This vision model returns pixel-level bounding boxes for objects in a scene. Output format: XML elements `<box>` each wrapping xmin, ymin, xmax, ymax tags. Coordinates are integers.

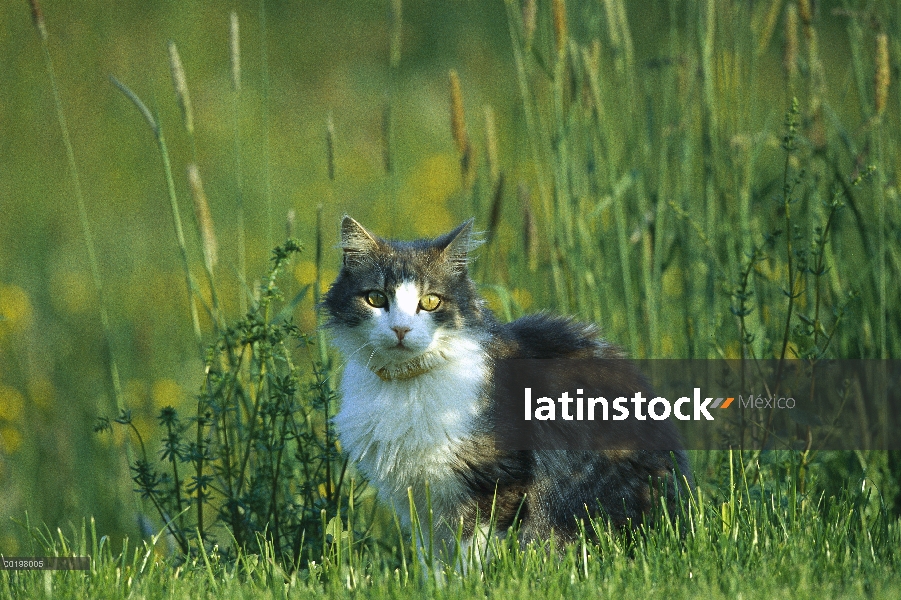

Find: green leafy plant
<box><xmin>96</xmin><ymin>241</ymin><xmax>369</xmax><ymax>568</ymax></box>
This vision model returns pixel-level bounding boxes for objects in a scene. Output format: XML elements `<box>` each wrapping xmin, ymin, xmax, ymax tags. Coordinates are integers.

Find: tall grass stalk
<box><xmin>778</xmin><ymin>98</ymin><xmax>801</xmax><ymax>366</ymax></box>
<box><xmin>483</xmin><ymin>104</ymin><xmax>505</xmax><ymax>244</ymax></box>
<box><xmin>109</xmin><ymin>77</ymin><xmax>205</xmax><ymax>355</ymax></box>
<box><xmin>320</xmin><ymin>118</ymin><xmax>335</xmax><ymax>367</ymax></box>
<box><xmin>381</xmin><ymin>0</ymin><xmax>402</xmax><ymax>233</ymax></box>
<box><xmin>503</xmin><ymin>0</ymin><xmax>566</xmax><ymax>309</ymax></box>
<box><xmin>29</xmin><ymin>1</ymin><xmax>125</xmax><ymax>418</ymax></box>
<box><xmin>449</xmin><ymin>69</ymin><xmax>473</xmax><ymax>189</ymax></box>
<box><xmin>875</xmin><ymin>134</ymin><xmax>886</xmax><ymax>362</ymax></box>
<box><xmin>698</xmin><ymin>0</ymin><xmax>718</xmax><ymax>356</ymax></box>
<box><xmin>187</xmin><ymin>164</ymin><xmax>224</xmax><ymax>333</ymax></box>
<box><xmin>314</xmin><ymin>203</ymin><xmax>333</xmax><ymax>496</ymax></box>
<box><xmin>168</xmin><ymin>41</ymin><xmax>226</xmax><ymax>332</ymax></box>
<box><xmin>229</xmin><ymin>11</ymin><xmax>249</xmax><ymax>315</ymax></box>
<box><xmin>28</xmin><ymin>1</ymin><xmax>136</xmax><ymax>526</ymax></box>
<box><xmin>259</xmin><ymin>0</ymin><xmax>274</xmax><ymax>250</ymax></box>
<box><xmin>168</xmin><ymin>41</ymin><xmax>225</xmax><ymax>336</ymax></box>
<box><xmin>873</xmin><ymin>34</ymin><xmax>889</xmax><ymax>359</ymax></box>
<box><xmin>784</xmin><ymin>3</ymin><xmax>799</xmax><ymax>96</ymax></box>
<box><xmin>167</xmin><ymin>41</ymin><xmax>196</xmax><ymax>157</ymax></box>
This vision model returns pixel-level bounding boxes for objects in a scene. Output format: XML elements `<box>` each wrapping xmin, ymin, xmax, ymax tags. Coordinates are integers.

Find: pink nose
<box><xmin>392</xmin><ymin>326</ymin><xmax>411</xmax><ymax>342</ymax></box>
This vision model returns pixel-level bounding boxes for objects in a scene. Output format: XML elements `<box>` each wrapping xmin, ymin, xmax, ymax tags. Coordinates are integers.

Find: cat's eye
<box><xmin>365</xmin><ymin>291</ymin><xmax>388</xmax><ymax>308</ymax></box>
<box><xmin>419</xmin><ymin>294</ymin><xmax>441</xmax><ymax>311</ymax></box>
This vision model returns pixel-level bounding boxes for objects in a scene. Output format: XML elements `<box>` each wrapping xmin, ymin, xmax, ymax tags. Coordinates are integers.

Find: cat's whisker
<box><xmin>363</xmin><ymin>348</ymin><xmax>379</xmax><ymax>371</ymax></box>
<box><xmin>322</xmin><ymin>340</ymin><xmax>377</xmax><ymax>386</ymax></box>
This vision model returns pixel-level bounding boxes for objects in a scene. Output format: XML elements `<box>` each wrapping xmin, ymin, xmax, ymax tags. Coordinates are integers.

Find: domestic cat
<box><xmin>321</xmin><ymin>216</ymin><xmax>692</xmax><ymax>561</ymax></box>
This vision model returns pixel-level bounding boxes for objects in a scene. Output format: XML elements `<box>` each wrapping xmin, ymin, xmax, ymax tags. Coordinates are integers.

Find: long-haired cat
<box><xmin>322</xmin><ymin>216</ymin><xmax>692</xmax><ymax>559</ymax></box>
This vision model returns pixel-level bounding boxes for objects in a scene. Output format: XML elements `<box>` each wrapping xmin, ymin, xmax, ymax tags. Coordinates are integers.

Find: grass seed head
<box><xmin>875</xmin><ymin>33</ymin><xmax>889</xmax><ymax>116</ymax></box>
<box><xmin>484</xmin><ymin>105</ymin><xmax>500</xmax><ymax>183</ymax></box>
<box><xmin>229</xmin><ymin>12</ymin><xmax>241</xmax><ymax>92</ymax></box>
<box><xmin>449</xmin><ymin>69</ymin><xmax>473</xmax><ymax>181</ymax></box>
<box><xmin>553</xmin><ymin>0</ymin><xmax>568</xmax><ymax>56</ymax></box>
<box><xmin>187</xmin><ymin>164</ymin><xmax>218</xmax><ymax>271</ymax></box>
<box><xmin>784</xmin><ymin>4</ymin><xmax>798</xmax><ymax>83</ymax></box>
<box><xmin>286</xmin><ymin>208</ymin><xmax>296</xmax><ymax>240</ymax></box>
<box><xmin>522</xmin><ymin>0</ymin><xmax>536</xmax><ymax>46</ymax></box>
<box><xmin>798</xmin><ymin>0</ymin><xmax>812</xmax><ymax>26</ymax></box>
<box><xmin>381</xmin><ymin>102</ymin><xmax>393</xmax><ymax>174</ymax></box>
<box><xmin>168</xmin><ymin>41</ymin><xmax>194</xmax><ymax>135</ymax></box>
<box><xmin>389</xmin><ymin>0</ymin><xmax>403</xmax><ymax>69</ymax></box>
<box><xmin>602</xmin><ymin>0</ymin><xmax>623</xmax><ymax>51</ymax></box>
<box><xmin>326</xmin><ymin>115</ymin><xmax>337</xmax><ymax>181</ymax></box>
<box><xmin>29</xmin><ymin>0</ymin><xmax>47</xmax><ymax>41</ymax></box>
<box><xmin>449</xmin><ymin>69</ymin><xmax>468</xmax><ymax>154</ymax></box>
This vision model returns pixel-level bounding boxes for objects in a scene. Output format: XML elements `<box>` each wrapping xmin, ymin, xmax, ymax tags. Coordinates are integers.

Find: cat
<box><xmin>321</xmin><ymin>216</ymin><xmax>692</xmax><ymax>562</ymax></box>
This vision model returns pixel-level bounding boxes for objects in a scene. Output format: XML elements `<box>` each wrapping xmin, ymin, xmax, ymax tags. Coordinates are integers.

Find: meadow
<box><xmin>0</xmin><ymin>0</ymin><xmax>899</xmax><ymax>597</ymax></box>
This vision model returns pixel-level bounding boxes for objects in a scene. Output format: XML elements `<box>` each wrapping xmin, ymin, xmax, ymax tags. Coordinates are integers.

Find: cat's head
<box><xmin>322</xmin><ymin>216</ymin><xmax>488</xmax><ymax>374</ymax></box>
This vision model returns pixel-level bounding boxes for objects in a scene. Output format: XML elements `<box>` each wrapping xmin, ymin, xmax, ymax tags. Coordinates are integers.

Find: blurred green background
<box><xmin>0</xmin><ymin>0</ymin><xmax>899</xmax><ymax>553</ymax></box>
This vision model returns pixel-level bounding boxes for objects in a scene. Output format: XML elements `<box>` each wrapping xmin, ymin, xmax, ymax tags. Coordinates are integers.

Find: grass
<box><xmin>3</xmin><ymin>457</ymin><xmax>901</xmax><ymax>598</ymax></box>
<box><xmin>1</xmin><ymin>0</ymin><xmax>900</xmax><ymax>597</ymax></box>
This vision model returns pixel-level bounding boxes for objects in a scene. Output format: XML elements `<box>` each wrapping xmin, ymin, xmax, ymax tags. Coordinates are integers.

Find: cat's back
<box><xmin>493</xmin><ymin>312</ymin><xmax>621</xmax><ymax>360</ymax></box>
<box><xmin>486</xmin><ymin>312</ymin><xmax>692</xmax><ymax>538</ymax></box>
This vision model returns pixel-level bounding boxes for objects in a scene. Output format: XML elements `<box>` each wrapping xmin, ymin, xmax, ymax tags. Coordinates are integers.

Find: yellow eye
<box><xmin>365</xmin><ymin>291</ymin><xmax>387</xmax><ymax>308</ymax></box>
<box><xmin>419</xmin><ymin>294</ymin><xmax>441</xmax><ymax>311</ymax></box>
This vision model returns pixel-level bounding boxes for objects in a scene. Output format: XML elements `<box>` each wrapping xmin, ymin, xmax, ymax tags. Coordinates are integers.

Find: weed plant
<box><xmin>94</xmin><ymin>240</ymin><xmax>367</xmax><ymax>568</ymax></box>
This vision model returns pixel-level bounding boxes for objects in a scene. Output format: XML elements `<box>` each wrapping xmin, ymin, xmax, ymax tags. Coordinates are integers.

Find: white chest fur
<box><xmin>333</xmin><ymin>337</ymin><xmax>487</xmax><ymax>527</ymax></box>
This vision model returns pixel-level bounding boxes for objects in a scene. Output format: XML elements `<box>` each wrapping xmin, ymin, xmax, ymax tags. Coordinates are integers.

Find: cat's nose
<box><xmin>392</xmin><ymin>326</ymin><xmax>411</xmax><ymax>342</ymax></box>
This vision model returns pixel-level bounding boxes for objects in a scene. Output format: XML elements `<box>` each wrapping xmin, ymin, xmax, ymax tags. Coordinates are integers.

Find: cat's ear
<box><xmin>438</xmin><ymin>218</ymin><xmax>481</xmax><ymax>271</ymax></box>
<box><xmin>340</xmin><ymin>216</ymin><xmax>379</xmax><ymax>265</ymax></box>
